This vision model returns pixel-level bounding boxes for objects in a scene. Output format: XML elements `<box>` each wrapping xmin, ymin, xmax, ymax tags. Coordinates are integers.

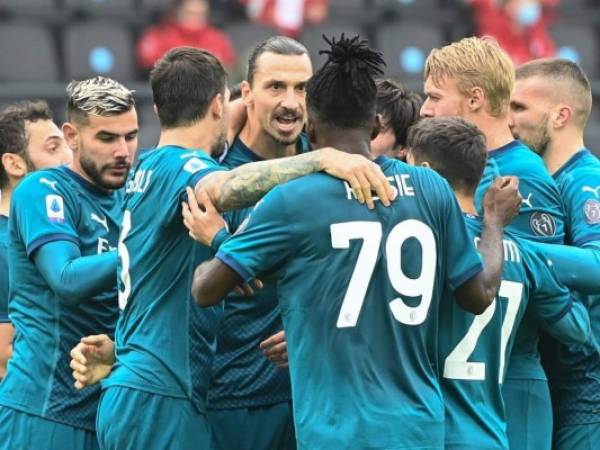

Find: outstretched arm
<box><xmin>531</xmin><ymin>241</ymin><xmax>600</xmax><ymax>295</ymax></box>
<box><xmin>197</xmin><ymin>148</ymin><xmax>394</xmax><ymax>212</ymax></box>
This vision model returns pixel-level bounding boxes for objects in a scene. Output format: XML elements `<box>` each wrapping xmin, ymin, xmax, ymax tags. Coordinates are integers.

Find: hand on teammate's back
<box><xmin>182</xmin><ymin>187</ymin><xmax>227</xmax><ymax>247</ymax></box>
<box><xmin>482</xmin><ymin>176</ymin><xmax>521</xmax><ymax>227</ymax></box>
<box><xmin>69</xmin><ymin>334</ymin><xmax>115</xmax><ymax>390</ymax></box>
<box><xmin>319</xmin><ymin>148</ymin><xmax>396</xmax><ymax>209</ymax></box>
<box><xmin>260</xmin><ymin>331</ymin><xmax>288</xmax><ymax>369</ymax></box>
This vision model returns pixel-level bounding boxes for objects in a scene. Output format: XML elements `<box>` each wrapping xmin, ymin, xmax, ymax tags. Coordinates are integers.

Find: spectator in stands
<box><xmin>467</xmin><ymin>0</ymin><xmax>558</xmax><ymax>65</ymax></box>
<box><xmin>242</xmin><ymin>0</ymin><xmax>328</xmax><ymax>37</ymax></box>
<box><xmin>137</xmin><ymin>0</ymin><xmax>236</xmax><ymax>70</ymax></box>
<box><xmin>371</xmin><ymin>79</ymin><xmax>423</xmax><ymax>161</ymax></box>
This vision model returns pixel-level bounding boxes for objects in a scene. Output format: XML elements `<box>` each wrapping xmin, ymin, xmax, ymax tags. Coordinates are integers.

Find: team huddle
<box><xmin>0</xmin><ymin>32</ymin><xmax>598</xmax><ymax>450</ymax></box>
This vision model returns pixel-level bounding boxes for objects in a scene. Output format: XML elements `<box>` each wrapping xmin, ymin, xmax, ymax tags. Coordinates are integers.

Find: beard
<box><xmin>523</xmin><ymin>117</ymin><xmax>551</xmax><ymax>156</ymax></box>
<box><xmin>80</xmin><ymin>152</ymin><xmax>130</xmax><ymax>190</ymax></box>
<box><xmin>210</xmin><ymin>129</ymin><xmax>227</xmax><ymax>158</ymax></box>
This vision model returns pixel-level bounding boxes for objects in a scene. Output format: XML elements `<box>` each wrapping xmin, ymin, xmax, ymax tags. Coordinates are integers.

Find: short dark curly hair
<box><xmin>407</xmin><ymin>117</ymin><xmax>487</xmax><ymax>195</ymax></box>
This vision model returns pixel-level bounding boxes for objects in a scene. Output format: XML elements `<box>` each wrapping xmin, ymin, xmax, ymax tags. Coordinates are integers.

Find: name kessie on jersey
<box><xmin>343</xmin><ymin>174</ymin><xmax>415</xmax><ymax>201</ymax></box>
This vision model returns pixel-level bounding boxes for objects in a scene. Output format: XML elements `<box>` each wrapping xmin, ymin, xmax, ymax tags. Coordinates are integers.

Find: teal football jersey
<box><xmin>476</xmin><ymin>140</ymin><xmax>567</xmax><ymax>381</ymax></box>
<box><xmin>0</xmin><ymin>215</ymin><xmax>8</xmax><ymax>324</ymax></box>
<box><xmin>217</xmin><ymin>156</ymin><xmax>483</xmax><ymax>449</ymax></box>
<box><xmin>104</xmin><ymin>146</ymin><xmax>224</xmax><ymax>414</ymax></box>
<box><xmin>543</xmin><ymin>148</ymin><xmax>600</xmax><ymax>427</ymax></box>
<box><xmin>209</xmin><ymin>135</ymin><xmax>309</xmax><ymax>409</ymax></box>
<box><xmin>441</xmin><ymin>215</ymin><xmax>590</xmax><ymax>450</ymax></box>
<box><xmin>475</xmin><ymin>140</ymin><xmax>566</xmax><ymax>243</ymax></box>
<box><xmin>0</xmin><ymin>166</ymin><xmax>121</xmax><ymax>430</ymax></box>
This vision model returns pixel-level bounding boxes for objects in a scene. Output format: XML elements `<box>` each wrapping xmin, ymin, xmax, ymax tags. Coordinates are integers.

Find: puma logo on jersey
<box><xmin>90</xmin><ymin>213</ymin><xmax>109</xmax><ymax>232</ymax></box>
<box><xmin>521</xmin><ymin>193</ymin><xmax>533</xmax><ymax>208</ymax></box>
<box><xmin>582</xmin><ymin>185</ymin><xmax>600</xmax><ymax>198</ymax></box>
<box><xmin>40</xmin><ymin>178</ymin><xmax>58</xmax><ymax>191</ymax></box>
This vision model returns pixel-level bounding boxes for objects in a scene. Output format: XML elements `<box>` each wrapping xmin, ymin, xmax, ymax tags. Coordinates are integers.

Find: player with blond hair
<box><xmin>421</xmin><ymin>36</ymin><xmax>567</xmax><ymax>450</ymax></box>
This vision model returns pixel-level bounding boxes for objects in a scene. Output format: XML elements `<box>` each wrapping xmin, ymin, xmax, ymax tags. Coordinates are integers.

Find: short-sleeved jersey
<box><xmin>104</xmin><ymin>146</ymin><xmax>224</xmax><ymax>414</ymax></box>
<box><xmin>0</xmin><ymin>166</ymin><xmax>121</xmax><ymax>430</ymax></box>
<box><xmin>0</xmin><ymin>215</ymin><xmax>9</xmax><ymax>324</ymax></box>
<box><xmin>441</xmin><ymin>215</ymin><xmax>585</xmax><ymax>450</ymax></box>
<box><xmin>476</xmin><ymin>140</ymin><xmax>567</xmax><ymax>381</ymax></box>
<box><xmin>208</xmin><ymin>135</ymin><xmax>309</xmax><ymax>409</ymax></box>
<box><xmin>217</xmin><ymin>156</ymin><xmax>483</xmax><ymax>449</ymax></box>
<box><xmin>543</xmin><ymin>148</ymin><xmax>600</xmax><ymax>427</ymax></box>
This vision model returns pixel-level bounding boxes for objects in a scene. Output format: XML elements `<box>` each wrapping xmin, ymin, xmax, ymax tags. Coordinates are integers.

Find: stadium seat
<box><xmin>375</xmin><ymin>22</ymin><xmax>444</xmax><ymax>80</ymax></box>
<box><xmin>0</xmin><ymin>0</ymin><xmax>59</xmax><ymax>18</ymax></box>
<box><xmin>0</xmin><ymin>22</ymin><xmax>60</xmax><ymax>82</ymax></box>
<box><xmin>62</xmin><ymin>22</ymin><xmax>136</xmax><ymax>82</ymax></box>
<box><xmin>301</xmin><ymin>23</ymin><xmax>367</xmax><ymax>70</ymax></box>
<box><xmin>223</xmin><ymin>22</ymin><xmax>278</xmax><ymax>78</ymax></box>
<box><xmin>139</xmin><ymin>0</ymin><xmax>172</xmax><ymax>14</ymax></box>
<box><xmin>373</xmin><ymin>0</ymin><xmax>441</xmax><ymax>16</ymax></box>
<box><xmin>328</xmin><ymin>0</ymin><xmax>367</xmax><ymax>17</ymax></box>
<box><xmin>63</xmin><ymin>0</ymin><xmax>135</xmax><ymax>17</ymax></box>
<box><xmin>551</xmin><ymin>24</ymin><xmax>599</xmax><ymax>79</ymax></box>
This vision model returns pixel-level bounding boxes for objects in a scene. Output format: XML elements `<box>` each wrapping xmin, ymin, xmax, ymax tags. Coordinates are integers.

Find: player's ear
<box><xmin>553</xmin><ymin>105</ymin><xmax>572</xmax><ymax>129</ymax></box>
<box><xmin>62</xmin><ymin>122</ymin><xmax>79</xmax><ymax>152</ymax></box>
<box><xmin>371</xmin><ymin>114</ymin><xmax>383</xmax><ymax>140</ymax></box>
<box><xmin>211</xmin><ymin>93</ymin><xmax>225</xmax><ymax>120</ymax></box>
<box><xmin>2</xmin><ymin>152</ymin><xmax>27</xmax><ymax>180</ymax></box>
<box><xmin>468</xmin><ymin>86</ymin><xmax>484</xmax><ymax>113</ymax></box>
<box><xmin>241</xmin><ymin>81</ymin><xmax>253</xmax><ymax>108</ymax></box>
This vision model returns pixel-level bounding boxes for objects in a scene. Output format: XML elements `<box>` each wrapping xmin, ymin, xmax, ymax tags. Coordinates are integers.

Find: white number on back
<box><xmin>117</xmin><ymin>210</ymin><xmax>132</xmax><ymax>310</ymax></box>
<box><xmin>331</xmin><ymin>220</ymin><xmax>437</xmax><ymax>328</ymax></box>
<box><xmin>443</xmin><ymin>280</ymin><xmax>523</xmax><ymax>382</ymax></box>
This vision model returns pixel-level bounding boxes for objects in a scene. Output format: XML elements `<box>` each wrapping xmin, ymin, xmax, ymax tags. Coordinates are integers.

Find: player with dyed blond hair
<box><xmin>421</xmin><ymin>36</ymin><xmax>567</xmax><ymax>450</ymax></box>
<box><xmin>0</xmin><ymin>77</ymin><xmax>138</xmax><ymax>450</ymax></box>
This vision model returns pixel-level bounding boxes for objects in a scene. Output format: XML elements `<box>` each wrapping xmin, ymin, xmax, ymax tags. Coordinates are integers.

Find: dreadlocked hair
<box><xmin>307</xmin><ymin>34</ymin><xmax>386</xmax><ymax>129</ymax></box>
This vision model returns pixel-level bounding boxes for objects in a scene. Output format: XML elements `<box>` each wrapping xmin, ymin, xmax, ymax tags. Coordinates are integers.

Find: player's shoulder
<box><xmin>139</xmin><ymin>145</ymin><xmax>219</xmax><ymax>174</ymax></box>
<box><xmin>13</xmin><ymin>166</ymin><xmax>72</xmax><ymax>199</ymax></box>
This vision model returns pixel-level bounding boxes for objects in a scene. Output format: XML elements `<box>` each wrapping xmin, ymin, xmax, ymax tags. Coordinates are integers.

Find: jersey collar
<box><xmin>552</xmin><ymin>148</ymin><xmax>590</xmax><ymax>180</ymax></box>
<box><xmin>488</xmin><ymin>139</ymin><xmax>520</xmax><ymax>158</ymax></box>
<box><xmin>59</xmin><ymin>166</ymin><xmax>113</xmax><ymax>197</ymax></box>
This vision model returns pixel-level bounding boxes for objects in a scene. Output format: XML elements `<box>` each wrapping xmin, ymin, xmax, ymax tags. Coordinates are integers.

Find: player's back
<box><xmin>270</xmin><ymin>156</ymin><xmax>483</xmax><ymax>449</ymax></box>
<box><xmin>440</xmin><ymin>216</ymin><xmax>587</xmax><ymax>450</ymax></box>
<box><xmin>107</xmin><ymin>146</ymin><xmax>223</xmax><ymax>413</ymax></box>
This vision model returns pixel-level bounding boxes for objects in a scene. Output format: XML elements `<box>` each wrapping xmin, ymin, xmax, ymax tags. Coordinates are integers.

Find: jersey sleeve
<box><xmin>529</xmin><ymin>241</ymin><xmax>600</xmax><ymax>295</ymax></box>
<box><xmin>523</xmin><ymin>245</ymin><xmax>591</xmax><ymax>344</ymax></box>
<box><xmin>161</xmin><ymin>153</ymin><xmax>224</xmax><ymax>227</ymax></box>
<box><xmin>0</xmin><ymin>245</ymin><xmax>8</xmax><ymax>323</ymax></box>
<box><xmin>216</xmin><ymin>187</ymin><xmax>295</xmax><ymax>282</ymax></box>
<box><xmin>440</xmin><ymin>180</ymin><xmax>483</xmax><ymax>290</ymax></box>
<box><xmin>562</xmin><ymin>169</ymin><xmax>600</xmax><ymax>247</ymax></box>
<box><xmin>11</xmin><ymin>174</ymin><xmax>80</xmax><ymax>257</ymax></box>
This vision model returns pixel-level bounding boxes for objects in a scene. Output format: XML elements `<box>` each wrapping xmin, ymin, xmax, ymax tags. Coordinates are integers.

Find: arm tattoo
<box><xmin>206</xmin><ymin>151</ymin><xmax>323</xmax><ymax>211</ymax></box>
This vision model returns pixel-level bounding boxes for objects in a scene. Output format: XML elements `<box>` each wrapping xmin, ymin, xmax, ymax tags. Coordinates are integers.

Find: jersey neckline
<box><xmin>552</xmin><ymin>148</ymin><xmax>589</xmax><ymax>180</ymax></box>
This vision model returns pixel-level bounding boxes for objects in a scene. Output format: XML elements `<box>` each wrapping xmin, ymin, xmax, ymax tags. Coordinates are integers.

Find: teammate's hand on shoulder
<box><xmin>69</xmin><ymin>334</ymin><xmax>115</xmax><ymax>390</ymax></box>
<box><xmin>182</xmin><ymin>187</ymin><xmax>226</xmax><ymax>246</ymax></box>
<box><xmin>260</xmin><ymin>330</ymin><xmax>288</xmax><ymax>369</ymax></box>
<box><xmin>483</xmin><ymin>176</ymin><xmax>521</xmax><ymax>227</ymax></box>
<box><xmin>318</xmin><ymin>147</ymin><xmax>396</xmax><ymax>209</ymax></box>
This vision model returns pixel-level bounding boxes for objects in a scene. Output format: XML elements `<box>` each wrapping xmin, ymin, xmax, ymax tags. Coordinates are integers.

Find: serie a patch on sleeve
<box><xmin>45</xmin><ymin>194</ymin><xmax>65</xmax><ymax>223</ymax></box>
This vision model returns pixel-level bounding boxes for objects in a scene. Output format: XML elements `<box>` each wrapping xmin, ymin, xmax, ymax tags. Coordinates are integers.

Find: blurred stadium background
<box><xmin>0</xmin><ymin>0</ymin><xmax>598</xmax><ymax>153</ymax></box>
